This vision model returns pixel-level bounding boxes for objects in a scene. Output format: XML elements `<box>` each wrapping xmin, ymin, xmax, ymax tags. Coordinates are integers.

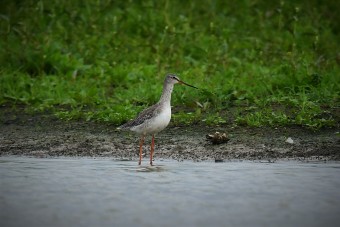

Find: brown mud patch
<box><xmin>1</xmin><ymin>107</ymin><xmax>339</xmax><ymax>162</ymax></box>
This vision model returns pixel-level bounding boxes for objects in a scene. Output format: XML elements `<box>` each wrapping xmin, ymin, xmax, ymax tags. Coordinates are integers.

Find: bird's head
<box><xmin>165</xmin><ymin>74</ymin><xmax>198</xmax><ymax>89</ymax></box>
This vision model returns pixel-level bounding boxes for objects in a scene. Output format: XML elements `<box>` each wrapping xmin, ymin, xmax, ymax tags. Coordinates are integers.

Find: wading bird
<box><xmin>118</xmin><ymin>74</ymin><xmax>197</xmax><ymax>165</ymax></box>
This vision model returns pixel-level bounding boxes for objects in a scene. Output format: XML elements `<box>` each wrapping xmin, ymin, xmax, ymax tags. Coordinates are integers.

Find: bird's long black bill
<box><xmin>179</xmin><ymin>80</ymin><xmax>198</xmax><ymax>89</ymax></box>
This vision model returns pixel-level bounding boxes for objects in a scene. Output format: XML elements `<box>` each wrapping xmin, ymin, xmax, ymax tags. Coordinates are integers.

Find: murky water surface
<box><xmin>1</xmin><ymin>157</ymin><xmax>339</xmax><ymax>227</ymax></box>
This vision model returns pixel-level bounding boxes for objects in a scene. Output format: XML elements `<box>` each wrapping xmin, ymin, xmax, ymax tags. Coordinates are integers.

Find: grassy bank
<box><xmin>0</xmin><ymin>0</ymin><xmax>339</xmax><ymax>129</ymax></box>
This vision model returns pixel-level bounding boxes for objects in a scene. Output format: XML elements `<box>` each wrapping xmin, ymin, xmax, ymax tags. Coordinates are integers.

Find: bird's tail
<box><xmin>116</xmin><ymin>122</ymin><xmax>130</xmax><ymax>131</ymax></box>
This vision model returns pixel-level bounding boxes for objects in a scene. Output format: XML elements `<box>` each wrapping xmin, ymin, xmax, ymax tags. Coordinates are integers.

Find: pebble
<box><xmin>285</xmin><ymin>137</ymin><xmax>294</xmax><ymax>144</ymax></box>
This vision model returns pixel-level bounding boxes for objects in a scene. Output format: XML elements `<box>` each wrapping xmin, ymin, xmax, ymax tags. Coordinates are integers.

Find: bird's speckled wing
<box><xmin>118</xmin><ymin>103</ymin><xmax>161</xmax><ymax>129</ymax></box>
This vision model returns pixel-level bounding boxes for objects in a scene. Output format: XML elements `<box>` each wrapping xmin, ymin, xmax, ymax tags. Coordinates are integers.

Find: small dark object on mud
<box><xmin>206</xmin><ymin>132</ymin><xmax>230</xmax><ymax>145</ymax></box>
<box><xmin>215</xmin><ymin>159</ymin><xmax>225</xmax><ymax>163</ymax></box>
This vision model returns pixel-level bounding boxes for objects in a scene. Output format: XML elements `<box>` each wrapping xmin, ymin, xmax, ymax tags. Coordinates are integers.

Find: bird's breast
<box><xmin>149</xmin><ymin>106</ymin><xmax>171</xmax><ymax>133</ymax></box>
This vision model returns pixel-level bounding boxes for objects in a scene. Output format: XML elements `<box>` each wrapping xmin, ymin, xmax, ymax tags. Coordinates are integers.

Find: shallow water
<box><xmin>0</xmin><ymin>157</ymin><xmax>339</xmax><ymax>227</ymax></box>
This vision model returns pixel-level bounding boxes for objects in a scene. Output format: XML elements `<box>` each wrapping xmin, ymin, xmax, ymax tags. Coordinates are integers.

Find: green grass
<box><xmin>0</xmin><ymin>0</ymin><xmax>339</xmax><ymax>129</ymax></box>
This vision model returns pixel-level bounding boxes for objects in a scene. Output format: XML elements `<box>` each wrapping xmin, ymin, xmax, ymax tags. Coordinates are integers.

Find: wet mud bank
<box><xmin>1</xmin><ymin>110</ymin><xmax>339</xmax><ymax>161</ymax></box>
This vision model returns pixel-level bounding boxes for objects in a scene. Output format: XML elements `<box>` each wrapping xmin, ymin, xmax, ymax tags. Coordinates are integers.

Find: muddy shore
<box><xmin>1</xmin><ymin>108</ymin><xmax>339</xmax><ymax>162</ymax></box>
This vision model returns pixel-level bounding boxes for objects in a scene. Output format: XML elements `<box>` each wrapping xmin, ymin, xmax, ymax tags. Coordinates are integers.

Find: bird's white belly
<box><xmin>132</xmin><ymin>107</ymin><xmax>171</xmax><ymax>134</ymax></box>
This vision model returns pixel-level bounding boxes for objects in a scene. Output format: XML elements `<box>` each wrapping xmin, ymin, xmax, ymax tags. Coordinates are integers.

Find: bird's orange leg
<box><xmin>138</xmin><ymin>135</ymin><xmax>145</xmax><ymax>165</ymax></box>
<box><xmin>150</xmin><ymin>134</ymin><xmax>155</xmax><ymax>166</ymax></box>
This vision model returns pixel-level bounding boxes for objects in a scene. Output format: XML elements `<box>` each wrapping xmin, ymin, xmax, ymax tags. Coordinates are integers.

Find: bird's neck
<box><xmin>158</xmin><ymin>82</ymin><xmax>174</xmax><ymax>106</ymax></box>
